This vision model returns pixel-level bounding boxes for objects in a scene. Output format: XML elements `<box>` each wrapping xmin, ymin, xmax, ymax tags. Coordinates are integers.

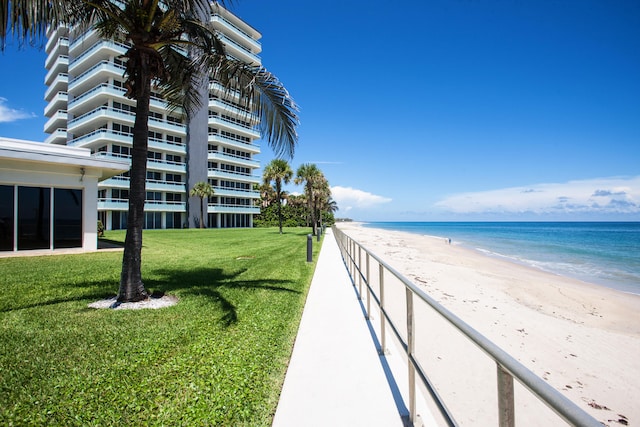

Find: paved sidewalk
<box><xmin>272</xmin><ymin>228</ymin><xmax>407</xmax><ymax>427</ymax></box>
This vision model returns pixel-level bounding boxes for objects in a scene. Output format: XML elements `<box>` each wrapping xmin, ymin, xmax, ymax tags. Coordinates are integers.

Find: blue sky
<box><xmin>1</xmin><ymin>0</ymin><xmax>639</xmax><ymax>221</ymax></box>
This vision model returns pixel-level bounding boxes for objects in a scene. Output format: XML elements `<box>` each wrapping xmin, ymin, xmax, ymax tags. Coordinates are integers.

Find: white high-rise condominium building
<box><xmin>43</xmin><ymin>5</ymin><xmax>262</xmax><ymax>230</ymax></box>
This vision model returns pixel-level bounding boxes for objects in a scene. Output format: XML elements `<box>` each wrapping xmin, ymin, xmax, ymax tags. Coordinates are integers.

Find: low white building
<box><xmin>0</xmin><ymin>137</ymin><xmax>129</xmax><ymax>254</ymax></box>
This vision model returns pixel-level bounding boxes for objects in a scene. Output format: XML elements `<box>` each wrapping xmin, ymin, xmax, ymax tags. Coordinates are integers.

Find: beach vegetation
<box><xmin>189</xmin><ymin>181</ymin><xmax>215</xmax><ymax>229</ymax></box>
<box><xmin>262</xmin><ymin>159</ymin><xmax>293</xmax><ymax>234</ymax></box>
<box><xmin>0</xmin><ymin>227</ymin><xmax>318</xmax><ymax>425</ymax></box>
<box><xmin>256</xmin><ymin>165</ymin><xmax>336</xmax><ymax>230</ymax></box>
<box><xmin>1</xmin><ymin>0</ymin><xmax>299</xmax><ymax>303</ymax></box>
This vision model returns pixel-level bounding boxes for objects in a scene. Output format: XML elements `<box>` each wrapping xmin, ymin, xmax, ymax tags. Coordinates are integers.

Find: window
<box><xmin>147</xmin><ymin>171</ymin><xmax>161</xmax><ymax>181</ymax></box>
<box><xmin>112</xmin><ymin>189</ymin><xmax>129</xmax><ymax>200</ymax></box>
<box><xmin>112</xmin><ymin>145</ymin><xmax>130</xmax><ymax>156</ymax></box>
<box><xmin>166</xmin><ymin>174</ymin><xmax>182</xmax><ymax>183</ymax></box>
<box><xmin>0</xmin><ymin>185</ymin><xmax>14</xmax><ymax>251</ymax></box>
<box><xmin>147</xmin><ymin>151</ymin><xmax>161</xmax><ymax>160</ymax></box>
<box><xmin>145</xmin><ymin>212</ymin><xmax>162</xmax><ymax>229</ymax></box>
<box><xmin>166</xmin><ymin>154</ymin><xmax>182</xmax><ymax>163</ymax></box>
<box><xmin>54</xmin><ymin>188</ymin><xmax>82</xmax><ymax>249</ymax></box>
<box><xmin>146</xmin><ymin>192</ymin><xmax>162</xmax><ymax>201</ymax></box>
<box><xmin>18</xmin><ymin>186</ymin><xmax>51</xmax><ymax>250</ymax></box>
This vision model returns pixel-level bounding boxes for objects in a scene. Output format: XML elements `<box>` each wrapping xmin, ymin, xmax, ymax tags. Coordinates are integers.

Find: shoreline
<box><xmin>335</xmin><ymin>221</ymin><xmax>640</xmax><ymax>425</ymax></box>
<box><xmin>358</xmin><ymin>221</ymin><xmax>640</xmax><ymax>296</ymax></box>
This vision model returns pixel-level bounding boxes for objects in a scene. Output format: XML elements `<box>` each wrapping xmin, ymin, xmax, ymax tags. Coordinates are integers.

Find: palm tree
<box><xmin>2</xmin><ymin>0</ymin><xmax>299</xmax><ymax>302</ymax></box>
<box><xmin>294</xmin><ymin>163</ymin><xmax>322</xmax><ymax>236</ymax></box>
<box><xmin>190</xmin><ymin>181</ymin><xmax>214</xmax><ymax>229</ymax></box>
<box><xmin>263</xmin><ymin>159</ymin><xmax>292</xmax><ymax>234</ymax></box>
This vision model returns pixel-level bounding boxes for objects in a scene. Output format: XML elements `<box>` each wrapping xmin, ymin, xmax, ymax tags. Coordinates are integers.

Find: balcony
<box><xmin>69</xmin><ymin>28</ymin><xmax>102</xmax><ymax>57</ymax></box>
<box><xmin>69</xmin><ymin>129</ymin><xmax>131</xmax><ymax>149</ymax></box>
<box><xmin>43</xmin><ymin>110</ymin><xmax>68</xmax><ymax>134</ymax></box>
<box><xmin>208</xmin><ymin>150</ymin><xmax>259</xmax><ymax>169</ymax></box>
<box><xmin>208</xmin><ymin>168</ymin><xmax>260</xmax><ymax>184</ymax></box>
<box><xmin>147</xmin><ymin>158</ymin><xmax>186</xmax><ymax>173</ymax></box>
<box><xmin>68</xmin><ymin>83</ymin><xmax>126</xmax><ymax>114</ymax></box>
<box><xmin>213</xmin><ymin>187</ymin><xmax>260</xmax><ymax>199</ymax></box>
<box><xmin>45</xmin><ymin>73</ymin><xmax>68</xmax><ymax>101</ymax></box>
<box><xmin>45</xmin><ymin>37</ymin><xmax>69</xmax><ymax>68</ymax></box>
<box><xmin>144</xmin><ymin>200</ymin><xmax>186</xmax><ymax>212</ymax></box>
<box><xmin>44</xmin><ymin>92</ymin><xmax>68</xmax><ymax>117</ymax></box>
<box><xmin>97</xmin><ymin>198</ymin><xmax>128</xmax><ymax>211</ymax></box>
<box><xmin>208</xmin><ymin>115</ymin><xmax>260</xmax><ymax>139</ymax></box>
<box><xmin>208</xmin><ymin>98</ymin><xmax>258</xmax><ymax>124</ymax></box>
<box><xmin>148</xmin><ymin>137</ymin><xmax>186</xmax><ymax>155</ymax></box>
<box><xmin>69</xmin><ymin>39</ymin><xmax>128</xmax><ymax>77</ymax></box>
<box><xmin>68</xmin><ymin>60</ymin><xmax>126</xmax><ymax>95</ymax></box>
<box><xmin>208</xmin><ymin>133</ymin><xmax>260</xmax><ymax>154</ymax></box>
<box><xmin>217</xmin><ymin>33</ymin><xmax>260</xmax><ymax>66</ymax></box>
<box><xmin>210</xmin><ymin>15</ymin><xmax>261</xmax><ymax>54</ymax></box>
<box><xmin>46</xmin><ymin>26</ymin><xmax>69</xmax><ymax>54</ymax></box>
<box><xmin>98</xmin><ymin>175</ymin><xmax>131</xmax><ymax>190</ymax></box>
<box><xmin>146</xmin><ymin>179</ymin><xmax>186</xmax><ymax>193</ymax></box>
<box><xmin>98</xmin><ymin>197</ymin><xmax>186</xmax><ymax>212</ymax></box>
<box><xmin>44</xmin><ymin>55</ymin><xmax>69</xmax><ymax>85</ymax></box>
<box><xmin>44</xmin><ymin>128</ymin><xmax>67</xmax><ymax>145</ymax></box>
<box><xmin>207</xmin><ymin>204</ymin><xmax>260</xmax><ymax>215</ymax></box>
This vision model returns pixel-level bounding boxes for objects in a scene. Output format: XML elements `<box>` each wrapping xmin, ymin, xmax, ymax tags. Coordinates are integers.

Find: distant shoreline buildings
<box><xmin>43</xmin><ymin>5</ymin><xmax>263</xmax><ymax>230</ymax></box>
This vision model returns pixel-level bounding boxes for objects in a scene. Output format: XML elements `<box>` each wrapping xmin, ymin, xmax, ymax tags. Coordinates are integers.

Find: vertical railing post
<box><xmin>497</xmin><ymin>364</ymin><xmax>515</xmax><ymax>427</ymax></box>
<box><xmin>406</xmin><ymin>288</ymin><xmax>416</xmax><ymax>426</ymax></box>
<box><xmin>358</xmin><ymin>246</ymin><xmax>363</xmax><ymax>299</ymax></box>
<box><xmin>366</xmin><ymin>252</ymin><xmax>371</xmax><ymax>320</ymax></box>
<box><xmin>379</xmin><ymin>264</ymin><xmax>386</xmax><ymax>355</ymax></box>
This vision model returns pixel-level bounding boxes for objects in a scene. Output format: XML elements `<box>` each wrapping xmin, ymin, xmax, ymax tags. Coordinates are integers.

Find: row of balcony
<box><xmin>98</xmin><ymin>169</ymin><xmax>260</xmax><ymax>198</ymax></box>
<box><xmin>97</xmin><ymin>199</ymin><xmax>260</xmax><ymax>214</ymax></box>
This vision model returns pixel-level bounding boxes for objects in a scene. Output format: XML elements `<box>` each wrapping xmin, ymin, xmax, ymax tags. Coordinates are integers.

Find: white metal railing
<box><xmin>332</xmin><ymin>226</ymin><xmax>601</xmax><ymax>427</ymax></box>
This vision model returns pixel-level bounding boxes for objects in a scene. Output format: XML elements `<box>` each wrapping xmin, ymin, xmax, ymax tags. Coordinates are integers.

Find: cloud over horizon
<box><xmin>331</xmin><ymin>186</ymin><xmax>392</xmax><ymax>212</ymax></box>
<box><xmin>0</xmin><ymin>98</ymin><xmax>36</xmax><ymax>123</ymax></box>
<box><xmin>435</xmin><ymin>176</ymin><xmax>640</xmax><ymax>216</ymax></box>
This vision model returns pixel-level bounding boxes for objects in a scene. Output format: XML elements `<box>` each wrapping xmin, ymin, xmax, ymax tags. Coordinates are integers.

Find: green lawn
<box><xmin>0</xmin><ymin>228</ymin><xmax>321</xmax><ymax>426</ymax></box>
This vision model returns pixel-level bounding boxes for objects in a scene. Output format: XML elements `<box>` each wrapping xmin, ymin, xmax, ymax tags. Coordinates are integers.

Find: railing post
<box><xmin>497</xmin><ymin>364</ymin><xmax>515</xmax><ymax>427</ymax></box>
<box><xmin>366</xmin><ymin>252</ymin><xmax>371</xmax><ymax>320</ymax></box>
<box><xmin>379</xmin><ymin>264</ymin><xmax>386</xmax><ymax>355</ymax></box>
<box><xmin>358</xmin><ymin>246</ymin><xmax>363</xmax><ymax>299</ymax></box>
<box><xmin>406</xmin><ymin>288</ymin><xmax>416</xmax><ymax>426</ymax></box>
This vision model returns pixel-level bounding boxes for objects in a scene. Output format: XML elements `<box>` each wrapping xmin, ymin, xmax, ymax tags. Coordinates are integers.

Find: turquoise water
<box><xmin>363</xmin><ymin>222</ymin><xmax>640</xmax><ymax>295</ymax></box>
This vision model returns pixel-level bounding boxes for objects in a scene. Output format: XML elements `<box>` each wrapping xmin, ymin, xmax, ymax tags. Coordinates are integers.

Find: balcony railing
<box><xmin>332</xmin><ymin>226</ymin><xmax>601</xmax><ymax>427</ymax></box>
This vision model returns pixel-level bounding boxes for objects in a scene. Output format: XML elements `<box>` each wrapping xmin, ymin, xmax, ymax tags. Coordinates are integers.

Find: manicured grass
<box><xmin>0</xmin><ymin>228</ymin><xmax>321</xmax><ymax>426</ymax></box>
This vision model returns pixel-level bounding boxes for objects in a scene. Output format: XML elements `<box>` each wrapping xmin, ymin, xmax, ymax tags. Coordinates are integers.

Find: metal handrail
<box><xmin>332</xmin><ymin>226</ymin><xmax>601</xmax><ymax>427</ymax></box>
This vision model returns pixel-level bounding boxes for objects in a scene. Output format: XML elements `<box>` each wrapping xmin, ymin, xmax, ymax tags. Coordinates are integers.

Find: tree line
<box><xmin>256</xmin><ymin>160</ymin><xmax>337</xmax><ymax>235</ymax></box>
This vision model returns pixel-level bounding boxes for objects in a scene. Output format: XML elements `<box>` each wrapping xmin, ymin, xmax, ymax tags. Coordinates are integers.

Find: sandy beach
<box><xmin>335</xmin><ymin>222</ymin><xmax>640</xmax><ymax>426</ymax></box>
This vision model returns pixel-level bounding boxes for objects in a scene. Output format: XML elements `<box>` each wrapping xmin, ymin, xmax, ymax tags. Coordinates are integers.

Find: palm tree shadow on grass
<box><xmin>146</xmin><ymin>267</ymin><xmax>301</xmax><ymax>327</ymax></box>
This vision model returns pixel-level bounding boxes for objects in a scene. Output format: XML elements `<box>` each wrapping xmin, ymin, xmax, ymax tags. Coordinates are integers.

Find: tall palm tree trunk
<box><xmin>200</xmin><ymin>197</ymin><xmax>205</xmax><ymax>228</ymax></box>
<box><xmin>118</xmin><ymin>56</ymin><xmax>151</xmax><ymax>302</ymax></box>
<box><xmin>276</xmin><ymin>180</ymin><xmax>283</xmax><ymax>234</ymax></box>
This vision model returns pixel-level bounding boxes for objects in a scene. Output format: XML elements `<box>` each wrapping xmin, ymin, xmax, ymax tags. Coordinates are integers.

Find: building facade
<box><xmin>43</xmin><ymin>5</ymin><xmax>262</xmax><ymax>231</ymax></box>
<box><xmin>0</xmin><ymin>137</ymin><xmax>129</xmax><ymax>254</ymax></box>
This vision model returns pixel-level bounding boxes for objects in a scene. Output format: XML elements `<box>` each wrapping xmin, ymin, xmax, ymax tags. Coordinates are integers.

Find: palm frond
<box><xmin>209</xmin><ymin>58</ymin><xmax>299</xmax><ymax>158</ymax></box>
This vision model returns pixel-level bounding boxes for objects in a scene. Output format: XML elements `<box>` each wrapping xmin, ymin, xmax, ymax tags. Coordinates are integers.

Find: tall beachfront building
<box><xmin>43</xmin><ymin>5</ymin><xmax>262</xmax><ymax>230</ymax></box>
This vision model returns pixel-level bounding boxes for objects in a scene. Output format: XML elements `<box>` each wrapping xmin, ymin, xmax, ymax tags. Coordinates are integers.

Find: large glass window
<box><xmin>18</xmin><ymin>186</ymin><xmax>51</xmax><ymax>250</ymax></box>
<box><xmin>0</xmin><ymin>185</ymin><xmax>14</xmax><ymax>251</ymax></box>
<box><xmin>54</xmin><ymin>188</ymin><xmax>83</xmax><ymax>249</ymax></box>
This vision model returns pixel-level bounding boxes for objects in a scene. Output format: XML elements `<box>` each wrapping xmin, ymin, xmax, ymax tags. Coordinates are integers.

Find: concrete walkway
<box><xmin>272</xmin><ymin>228</ymin><xmax>409</xmax><ymax>427</ymax></box>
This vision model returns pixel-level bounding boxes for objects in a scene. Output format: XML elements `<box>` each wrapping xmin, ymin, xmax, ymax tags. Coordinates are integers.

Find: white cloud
<box><xmin>0</xmin><ymin>97</ymin><xmax>36</xmax><ymax>123</ymax></box>
<box><xmin>435</xmin><ymin>176</ymin><xmax>640</xmax><ymax>216</ymax></box>
<box><xmin>331</xmin><ymin>186</ymin><xmax>392</xmax><ymax>212</ymax></box>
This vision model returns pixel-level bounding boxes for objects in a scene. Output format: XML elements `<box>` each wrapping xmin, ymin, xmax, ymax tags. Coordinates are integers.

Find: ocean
<box><xmin>362</xmin><ymin>222</ymin><xmax>640</xmax><ymax>295</ymax></box>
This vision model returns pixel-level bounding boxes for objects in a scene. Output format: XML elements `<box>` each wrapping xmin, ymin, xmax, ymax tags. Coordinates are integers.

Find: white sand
<box><xmin>336</xmin><ymin>222</ymin><xmax>640</xmax><ymax>426</ymax></box>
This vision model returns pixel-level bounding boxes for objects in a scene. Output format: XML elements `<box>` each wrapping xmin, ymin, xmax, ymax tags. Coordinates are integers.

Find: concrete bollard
<box><xmin>307</xmin><ymin>234</ymin><xmax>312</xmax><ymax>262</ymax></box>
